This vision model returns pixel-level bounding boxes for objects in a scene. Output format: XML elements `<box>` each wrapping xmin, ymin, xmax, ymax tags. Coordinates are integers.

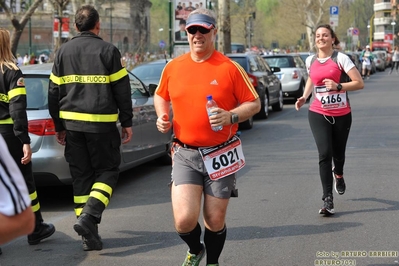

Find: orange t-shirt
<box><xmin>156</xmin><ymin>51</ymin><xmax>259</xmax><ymax>147</ymax></box>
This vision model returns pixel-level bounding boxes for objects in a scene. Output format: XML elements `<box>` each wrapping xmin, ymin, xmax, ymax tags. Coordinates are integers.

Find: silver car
<box><xmin>20</xmin><ymin>63</ymin><xmax>173</xmax><ymax>186</ymax></box>
<box><xmin>262</xmin><ymin>54</ymin><xmax>309</xmax><ymax>101</ymax></box>
<box><xmin>131</xmin><ymin>59</ymin><xmax>170</xmax><ymax>86</ymax></box>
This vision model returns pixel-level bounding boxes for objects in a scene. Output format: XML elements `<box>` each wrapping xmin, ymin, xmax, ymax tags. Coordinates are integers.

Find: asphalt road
<box><xmin>1</xmin><ymin>69</ymin><xmax>399</xmax><ymax>266</ymax></box>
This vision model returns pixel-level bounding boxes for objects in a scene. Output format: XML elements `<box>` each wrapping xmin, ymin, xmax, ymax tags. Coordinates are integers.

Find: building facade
<box><xmin>371</xmin><ymin>0</ymin><xmax>397</xmax><ymax>49</ymax></box>
<box><xmin>0</xmin><ymin>0</ymin><xmax>152</xmax><ymax>57</ymax></box>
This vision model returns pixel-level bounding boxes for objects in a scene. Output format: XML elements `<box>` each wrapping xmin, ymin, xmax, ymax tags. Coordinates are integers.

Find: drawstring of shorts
<box><xmin>323</xmin><ymin>115</ymin><xmax>335</xmax><ymax>125</ymax></box>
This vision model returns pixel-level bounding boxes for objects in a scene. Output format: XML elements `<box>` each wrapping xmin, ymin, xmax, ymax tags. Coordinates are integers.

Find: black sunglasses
<box><xmin>186</xmin><ymin>26</ymin><xmax>213</xmax><ymax>35</ymax></box>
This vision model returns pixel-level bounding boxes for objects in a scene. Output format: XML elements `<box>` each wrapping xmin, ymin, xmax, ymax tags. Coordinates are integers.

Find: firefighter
<box><xmin>48</xmin><ymin>5</ymin><xmax>133</xmax><ymax>251</ymax></box>
<box><xmin>0</xmin><ymin>28</ymin><xmax>55</xmax><ymax>251</ymax></box>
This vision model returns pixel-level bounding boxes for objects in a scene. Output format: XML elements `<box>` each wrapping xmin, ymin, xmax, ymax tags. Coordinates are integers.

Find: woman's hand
<box><xmin>295</xmin><ymin>96</ymin><xmax>306</xmax><ymax>110</ymax></box>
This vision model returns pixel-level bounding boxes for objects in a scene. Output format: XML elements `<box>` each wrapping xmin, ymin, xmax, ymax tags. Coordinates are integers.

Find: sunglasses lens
<box><xmin>187</xmin><ymin>26</ymin><xmax>211</xmax><ymax>35</ymax></box>
<box><xmin>199</xmin><ymin>27</ymin><xmax>211</xmax><ymax>34</ymax></box>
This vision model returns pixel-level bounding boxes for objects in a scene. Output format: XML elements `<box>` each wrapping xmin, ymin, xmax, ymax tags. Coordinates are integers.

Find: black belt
<box><xmin>173</xmin><ymin>138</ymin><xmax>201</xmax><ymax>149</ymax></box>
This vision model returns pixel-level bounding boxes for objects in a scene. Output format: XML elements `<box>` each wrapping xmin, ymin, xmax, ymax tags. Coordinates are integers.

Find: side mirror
<box><xmin>148</xmin><ymin>84</ymin><xmax>158</xmax><ymax>95</ymax></box>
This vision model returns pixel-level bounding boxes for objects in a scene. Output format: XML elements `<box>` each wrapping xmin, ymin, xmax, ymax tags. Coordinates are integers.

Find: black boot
<box><xmin>27</xmin><ymin>222</ymin><xmax>56</xmax><ymax>245</ymax></box>
<box><xmin>74</xmin><ymin>213</ymin><xmax>102</xmax><ymax>251</ymax></box>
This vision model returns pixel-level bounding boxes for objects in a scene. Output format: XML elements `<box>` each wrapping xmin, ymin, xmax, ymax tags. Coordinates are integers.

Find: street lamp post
<box><xmin>367</xmin><ymin>23</ymin><xmax>370</xmax><ymax>43</ymax></box>
<box><xmin>368</xmin><ymin>13</ymin><xmax>375</xmax><ymax>48</ymax></box>
<box><xmin>392</xmin><ymin>21</ymin><xmax>396</xmax><ymax>47</ymax></box>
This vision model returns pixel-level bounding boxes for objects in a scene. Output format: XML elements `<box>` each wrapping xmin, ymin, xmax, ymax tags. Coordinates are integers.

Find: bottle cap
<box><xmin>206</xmin><ymin>95</ymin><xmax>212</xmax><ymax>100</ymax></box>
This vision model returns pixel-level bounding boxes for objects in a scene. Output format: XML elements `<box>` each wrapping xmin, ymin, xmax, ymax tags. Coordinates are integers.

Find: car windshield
<box><xmin>131</xmin><ymin>63</ymin><xmax>165</xmax><ymax>82</ymax></box>
<box><xmin>228</xmin><ymin>57</ymin><xmax>247</xmax><ymax>71</ymax></box>
<box><xmin>25</xmin><ymin>77</ymin><xmax>49</xmax><ymax>110</ymax></box>
<box><xmin>264</xmin><ymin>57</ymin><xmax>292</xmax><ymax>68</ymax></box>
<box><xmin>299</xmin><ymin>54</ymin><xmax>311</xmax><ymax>62</ymax></box>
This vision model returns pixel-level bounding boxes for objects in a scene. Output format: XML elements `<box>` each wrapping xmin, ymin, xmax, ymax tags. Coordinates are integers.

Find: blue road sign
<box><xmin>159</xmin><ymin>40</ymin><xmax>166</xmax><ymax>49</ymax></box>
<box><xmin>330</xmin><ymin>6</ymin><xmax>339</xmax><ymax>15</ymax></box>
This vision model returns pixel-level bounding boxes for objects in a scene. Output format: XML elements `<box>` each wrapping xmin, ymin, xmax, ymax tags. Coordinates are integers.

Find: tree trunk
<box><xmin>0</xmin><ymin>0</ymin><xmax>44</xmax><ymax>55</ymax></box>
<box><xmin>217</xmin><ymin>0</ymin><xmax>231</xmax><ymax>54</ymax></box>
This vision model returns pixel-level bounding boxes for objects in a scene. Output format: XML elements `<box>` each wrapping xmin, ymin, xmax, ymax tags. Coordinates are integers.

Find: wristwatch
<box><xmin>231</xmin><ymin>113</ymin><xmax>239</xmax><ymax>124</ymax></box>
<box><xmin>337</xmin><ymin>83</ymin><xmax>343</xmax><ymax>91</ymax></box>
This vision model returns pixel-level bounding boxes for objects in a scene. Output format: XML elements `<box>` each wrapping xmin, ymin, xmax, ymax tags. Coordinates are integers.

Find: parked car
<box><xmin>373</xmin><ymin>50</ymin><xmax>388</xmax><ymax>71</ymax></box>
<box><xmin>345</xmin><ymin>52</ymin><xmax>362</xmax><ymax>74</ymax></box>
<box><xmin>262</xmin><ymin>54</ymin><xmax>308</xmax><ymax>101</ymax></box>
<box><xmin>20</xmin><ymin>63</ymin><xmax>173</xmax><ymax>186</ymax></box>
<box><xmin>131</xmin><ymin>58</ymin><xmax>170</xmax><ymax>86</ymax></box>
<box><xmin>290</xmin><ymin>52</ymin><xmax>314</xmax><ymax>63</ymax></box>
<box><xmin>372</xmin><ymin>52</ymin><xmax>386</xmax><ymax>71</ymax></box>
<box><xmin>231</xmin><ymin>43</ymin><xmax>246</xmax><ymax>53</ymax></box>
<box><xmin>226</xmin><ymin>53</ymin><xmax>283</xmax><ymax>129</ymax></box>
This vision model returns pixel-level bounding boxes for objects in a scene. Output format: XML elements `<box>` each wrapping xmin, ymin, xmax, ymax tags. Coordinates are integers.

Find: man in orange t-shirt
<box><xmin>154</xmin><ymin>8</ymin><xmax>260</xmax><ymax>266</ymax></box>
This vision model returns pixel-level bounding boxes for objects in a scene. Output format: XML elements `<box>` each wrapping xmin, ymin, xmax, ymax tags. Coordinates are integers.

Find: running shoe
<box><xmin>182</xmin><ymin>243</ymin><xmax>205</xmax><ymax>266</ymax></box>
<box><xmin>334</xmin><ymin>172</ymin><xmax>346</xmax><ymax>195</ymax></box>
<box><xmin>319</xmin><ymin>196</ymin><xmax>335</xmax><ymax>215</ymax></box>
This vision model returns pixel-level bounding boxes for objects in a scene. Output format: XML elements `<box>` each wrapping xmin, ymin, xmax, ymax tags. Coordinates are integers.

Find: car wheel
<box><xmin>255</xmin><ymin>90</ymin><xmax>269</xmax><ymax>119</ymax></box>
<box><xmin>272</xmin><ymin>88</ymin><xmax>283</xmax><ymax>111</ymax></box>
<box><xmin>239</xmin><ymin>116</ymin><xmax>253</xmax><ymax>130</ymax></box>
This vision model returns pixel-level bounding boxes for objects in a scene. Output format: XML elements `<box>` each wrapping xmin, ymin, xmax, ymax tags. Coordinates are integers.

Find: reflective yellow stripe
<box><xmin>29</xmin><ymin>191</ymin><xmax>38</xmax><ymax>201</ymax></box>
<box><xmin>92</xmin><ymin>182</ymin><xmax>113</xmax><ymax>197</ymax></box>
<box><xmin>50</xmin><ymin>69</ymin><xmax>127</xmax><ymax>85</ymax></box>
<box><xmin>110</xmin><ymin>68</ymin><xmax>128</xmax><ymax>82</ymax></box>
<box><xmin>50</xmin><ymin>73</ymin><xmax>61</xmax><ymax>85</ymax></box>
<box><xmin>0</xmin><ymin>93</ymin><xmax>9</xmax><ymax>103</ymax></box>
<box><xmin>31</xmin><ymin>202</ymin><xmax>40</xmax><ymax>212</ymax></box>
<box><xmin>90</xmin><ymin>191</ymin><xmax>109</xmax><ymax>207</ymax></box>
<box><xmin>54</xmin><ymin>74</ymin><xmax>110</xmax><ymax>85</ymax></box>
<box><xmin>74</xmin><ymin>195</ymin><xmax>90</xmax><ymax>204</ymax></box>
<box><xmin>0</xmin><ymin>117</ymin><xmax>13</xmax><ymax>124</ymax></box>
<box><xmin>59</xmin><ymin>111</ymin><xmax>118</xmax><ymax>122</ymax></box>
<box><xmin>8</xmin><ymin>87</ymin><xmax>26</xmax><ymax>99</ymax></box>
<box><xmin>75</xmin><ymin>208</ymin><xmax>83</xmax><ymax>216</ymax></box>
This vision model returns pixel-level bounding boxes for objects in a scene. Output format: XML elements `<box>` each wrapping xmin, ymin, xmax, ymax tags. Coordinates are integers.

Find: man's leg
<box><xmin>203</xmin><ymin>195</ymin><xmax>229</xmax><ymax>265</ymax></box>
<box><xmin>172</xmin><ymin>183</ymin><xmax>204</xmax><ymax>255</ymax></box>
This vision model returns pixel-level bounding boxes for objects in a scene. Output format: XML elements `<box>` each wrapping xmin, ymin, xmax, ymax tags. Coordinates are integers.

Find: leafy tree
<box><xmin>0</xmin><ymin>0</ymin><xmax>44</xmax><ymax>55</ymax></box>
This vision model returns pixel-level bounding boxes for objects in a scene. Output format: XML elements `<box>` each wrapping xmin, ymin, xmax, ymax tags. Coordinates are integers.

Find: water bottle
<box><xmin>206</xmin><ymin>95</ymin><xmax>223</xmax><ymax>131</ymax></box>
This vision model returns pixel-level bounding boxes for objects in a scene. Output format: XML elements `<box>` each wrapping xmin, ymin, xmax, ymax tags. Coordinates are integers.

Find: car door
<box><xmin>257</xmin><ymin>56</ymin><xmax>279</xmax><ymax>103</ymax></box>
<box><xmin>293</xmin><ymin>55</ymin><xmax>308</xmax><ymax>81</ymax></box>
<box><xmin>121</xmin><ymin>72</ymin><xmax>171</xmax><ymax>164</ymax></box>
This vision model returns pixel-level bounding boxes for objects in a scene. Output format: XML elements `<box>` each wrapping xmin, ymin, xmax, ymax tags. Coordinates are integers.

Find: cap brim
<box><xmin>185</xmin><ymin>14</ymin><xmax>216</xmax><ymax>30</ymax></box>
<box><xmin>185</xmin><ymin>22</ymin><xmax>213</xmax><ymax>29</ymax></box>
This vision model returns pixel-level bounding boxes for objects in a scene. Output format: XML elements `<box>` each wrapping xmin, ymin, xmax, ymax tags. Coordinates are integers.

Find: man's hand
<box><xmin>56</xmin><ymin>131</ymin><xmax>67</xmax><ymax>146</ymax></box>
<box><xmin>156</xmin><ymin>114</ymin><xmax>171</xmax><ymax>133</ymax></box>
<box><xmin>121</xmin><ymin>127</ymin><xmax>133</xmax><ymax>144</ymax></box>
<box><xmin>21</xmin><ymin>144</ymin><xmax>32</xmax><ymax>165</ymax></box>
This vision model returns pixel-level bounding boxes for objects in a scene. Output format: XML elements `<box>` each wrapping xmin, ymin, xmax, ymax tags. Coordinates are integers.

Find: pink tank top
<box><xmin>309</xmin><ymin>58</ymin><xmax>351</xmax><ymax>116</ymax></box>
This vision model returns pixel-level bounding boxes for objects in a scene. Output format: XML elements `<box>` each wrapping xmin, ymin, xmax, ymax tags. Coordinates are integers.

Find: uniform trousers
<box><xmin>65</xmin><ymin>129</ymin><xmax>121</xmax><ymax>223</ymax></box>
<box><xmin>0</xmin><ymin>130</ymin><xmax>43</xmax><ymax>225</ymax></box>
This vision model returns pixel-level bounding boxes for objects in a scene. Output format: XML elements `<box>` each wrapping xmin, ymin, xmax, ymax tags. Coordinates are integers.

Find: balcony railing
<box><xmin>374</xmin><ymin>17</ymin><xmax>393</xmax><ymax>26</ymax></box>
<box><xmin>374</xmin><ymin>2</ymin><xmax>392</xmax><ymax>12</ymax></box>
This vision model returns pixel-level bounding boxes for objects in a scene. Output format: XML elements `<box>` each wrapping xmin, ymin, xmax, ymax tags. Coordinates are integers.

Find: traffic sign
<box><xmin>330</xmin><ymin>16</ymin><xmax>339</xmax><ymax>27</ymax></box>
<box><xmin>352</xmin><ymin>28</ymin><xmax>359</xmax><ymax>35</ymax></box>
<box><xmin>330</xmin><ymin>6</ymin><xmax>339</xmax><ymax>15</ymax></box>
<box><xmin>159</xmin><ymin>40</ymin><xmax>166</xmax><ymax>49</ymax></box>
